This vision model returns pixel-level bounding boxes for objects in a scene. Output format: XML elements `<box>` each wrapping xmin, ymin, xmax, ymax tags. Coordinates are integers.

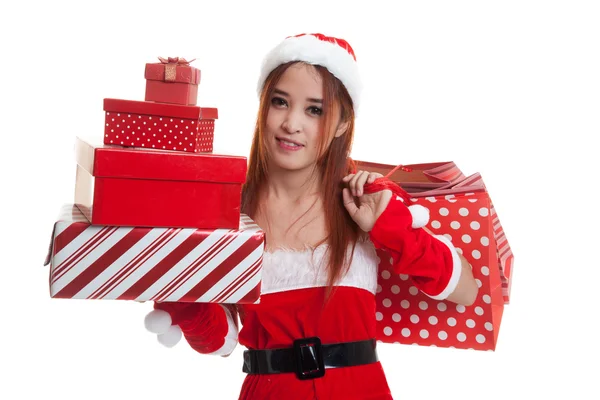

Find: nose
<box><xmin>281</xmin><ymin>109</ymin><xmax>302</xmax><ymax>134</ymax></box>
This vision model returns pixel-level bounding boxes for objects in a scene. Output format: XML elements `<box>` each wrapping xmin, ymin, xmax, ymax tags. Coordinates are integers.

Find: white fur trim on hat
<box><xmin>257</xmin><ymin>34</ymin><xmax>362</xmax><ymax>111</ymax></box>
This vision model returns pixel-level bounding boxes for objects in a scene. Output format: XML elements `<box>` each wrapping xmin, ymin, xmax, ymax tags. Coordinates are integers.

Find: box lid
<box><xmin>75</xmin><ymin>137</ymin><xmax>246</xmax><ymax>183</ymax></box>
<box><xmin>144</xmin><ymin>61</ymin><xmax>201</xmax><ymax>84</ymax></box>
<box><xmin>104</xmin><ymin>98</ymin><xmax>218</xmax><ymax>120</ymax></box>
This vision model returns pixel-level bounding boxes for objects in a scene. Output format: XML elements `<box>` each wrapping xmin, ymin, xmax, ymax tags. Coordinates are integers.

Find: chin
<box><xmin>273</xmin><ymin>158</ymin><xmax>311</xmax><ymax>172</ymax></box>
<box><xmin>270</xmin><ymin>153</ymin><xmax>314</xmax><ymax>173</ymax></box>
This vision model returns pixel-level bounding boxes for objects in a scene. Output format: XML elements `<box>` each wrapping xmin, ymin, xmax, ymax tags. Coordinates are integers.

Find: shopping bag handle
<box><xmin>384</xmin><ymin>164</ymin><xmax>413</xmax><ymax>178</ymax></box>
<box><xmin>351</xmin><ymin>161</ymin><xmax>413</xmax><ymax>176</ymax></box>
<box><xmin>361</xmin><ymin>164</ymin><xmax>414</xmax><ymax>203</ymax></box>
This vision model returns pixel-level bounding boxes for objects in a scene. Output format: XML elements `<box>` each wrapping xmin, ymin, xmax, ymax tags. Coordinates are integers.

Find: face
<box><xmin>264</xmin><ymin>63</ymin><xmax>345</xmax><ymax>173</ymax></box>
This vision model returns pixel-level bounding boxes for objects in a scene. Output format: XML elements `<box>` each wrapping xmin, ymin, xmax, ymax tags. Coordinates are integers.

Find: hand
<box><xmin>144</xmin><ymin>302</ymin><xmax>207</xmax><ymax>348</ymax></box>
<box><xmin>153</xmin><ymin>301</ymin><xmax>206</xmax><ymax>326</ymax></box>
<box><xmin>342</xmin><ymin>170</ymin><xmax>393</xmax><ymax>232</ymax></box>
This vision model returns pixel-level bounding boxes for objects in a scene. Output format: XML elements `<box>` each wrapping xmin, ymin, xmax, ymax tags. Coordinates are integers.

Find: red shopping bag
<box><xmin>355</xmin><ymin>160</ymin><xmax>514</xmax><ymax>351</ymax></box>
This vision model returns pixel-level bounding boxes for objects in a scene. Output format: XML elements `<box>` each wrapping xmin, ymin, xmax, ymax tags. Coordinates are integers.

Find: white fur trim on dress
<box><xmin>205</xmin><ymin>305</ymin><xmax>239</xmax><ymax>357</ymax></box>
<box><xmin>257</xmin><ymin>35</ymin><xmax>363</xmax><ymax>111</ymax></box>
<box><xmin>426</xmin><ymin>235</ymin><xmax>463</xmax><ymax>300</ymax></box>
<box><xmin>260</xmin><ymin>240</ymin><xmax>378</xmax><ymax>295</ymax></box>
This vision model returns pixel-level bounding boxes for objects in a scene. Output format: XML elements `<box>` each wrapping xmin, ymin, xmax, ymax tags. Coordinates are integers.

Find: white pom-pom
<box><xmin>144</xmin><ymin>309</ymin><xmax>172</xmax><ymax>334</ymax></box>
<box><xmin>157</xmin><ymin>325</ymin><xmax>182</xmax><ymax>348</ymax></box>
<box><xmin>408</xmin><ymin>204</ymin><xmax>430</xmax><ymax>228</ymax></box>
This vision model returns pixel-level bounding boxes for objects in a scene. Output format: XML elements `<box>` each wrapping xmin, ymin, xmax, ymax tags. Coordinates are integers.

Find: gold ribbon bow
<box><xmin>158</xmin><ymin>56</ymin><xmax>196</xmax><ymax>82</ymax></box>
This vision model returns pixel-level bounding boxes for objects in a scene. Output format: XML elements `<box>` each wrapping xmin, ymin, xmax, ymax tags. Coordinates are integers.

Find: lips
<box><xmin>275</xmin><ymin>137</ymin><xmax>304</xmax><ymax>147</ymax></box>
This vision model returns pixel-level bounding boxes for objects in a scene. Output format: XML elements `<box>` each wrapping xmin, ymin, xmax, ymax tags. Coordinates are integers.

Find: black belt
<box><xmin>242</xmin><ymin>337</ymin><xmax>378</xmax><ymax>380</ymax></box>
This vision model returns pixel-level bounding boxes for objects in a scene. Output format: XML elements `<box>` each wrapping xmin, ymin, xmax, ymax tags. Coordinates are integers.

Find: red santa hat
<box><xmin>257</xmin><ymin>33</ymin><xmax>362</xmax><ymax>112</ymax></box>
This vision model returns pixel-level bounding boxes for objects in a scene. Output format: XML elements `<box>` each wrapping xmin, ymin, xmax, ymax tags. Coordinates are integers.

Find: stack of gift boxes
<box><xmin>45</xmin><ymin>57</ymin><xmax>265</xmax><ymax>305</ymax></box>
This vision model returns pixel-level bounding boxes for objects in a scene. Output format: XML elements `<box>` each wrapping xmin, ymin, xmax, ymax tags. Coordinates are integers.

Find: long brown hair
<box><xmin>241</xmin><ymin>61</ymin><xmax>361</xmax><ymax>298</ymax></box>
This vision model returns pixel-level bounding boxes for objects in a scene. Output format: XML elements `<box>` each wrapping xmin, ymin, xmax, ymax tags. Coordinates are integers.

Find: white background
<box><xmin>2</xmin><ymin>0</ymin><xmax>599</xmax><ymax>399</ymax></box>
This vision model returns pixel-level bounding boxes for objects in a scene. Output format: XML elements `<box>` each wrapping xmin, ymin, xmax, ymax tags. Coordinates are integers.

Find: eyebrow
<box><xmin>273</xmin><ymin>88</ymin><xmax>322</xmax><ymax>104</ymax></box>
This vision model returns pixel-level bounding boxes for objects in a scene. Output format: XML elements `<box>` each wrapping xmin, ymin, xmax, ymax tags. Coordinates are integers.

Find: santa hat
<box><xmin>257</xmin><ymin>33</ymin><xmax>362</xmax><ymax>112</ymax></box>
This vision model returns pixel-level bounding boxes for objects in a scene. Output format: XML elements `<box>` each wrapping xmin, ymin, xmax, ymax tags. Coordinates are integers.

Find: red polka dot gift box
<box><xmin>74</xmin><ymin>136</ymin><xmax>246</xmax><ymax>229</ymax></box>
<box><xmin>103</xmin><ymin>99</ymin><xmax>217</xmax><ymax>153</ymax></box>
<box><xmin>356</xmin><ymin>161</ymin><xmax>514</xmax><ymax>351</ymax></box>
<box><xmin>144</xmin><ymin>56</ymin><xmax>201</xmax><ymax>106</ymax></box>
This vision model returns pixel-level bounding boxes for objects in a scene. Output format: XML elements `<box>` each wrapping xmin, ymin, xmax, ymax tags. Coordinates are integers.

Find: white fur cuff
<box><xmin>426</xmin><ymin>235</ymin><xmax>462</xmax><ymax>300</ymax></box>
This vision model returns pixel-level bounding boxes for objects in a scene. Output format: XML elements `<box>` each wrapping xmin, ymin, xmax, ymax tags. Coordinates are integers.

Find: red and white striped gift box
<box><xmin>44</xmin><ymin>205</ymin><xmax>265</xmax><ymax>304</ymax></box>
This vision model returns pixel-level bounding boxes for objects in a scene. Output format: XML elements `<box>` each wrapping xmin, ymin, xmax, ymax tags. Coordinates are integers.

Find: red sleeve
<box><xmin>368</xmin><ymin>195</ymin><xmax>462</xmax><ymax>300</ymax></box>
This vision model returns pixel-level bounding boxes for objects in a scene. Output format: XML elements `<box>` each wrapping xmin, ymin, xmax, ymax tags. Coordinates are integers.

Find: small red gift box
<box><xmin>144</xmin><ymin>57</ymin><xmax>201</xmax><ymax>106</ymax></box>
<box><xmin>74</xmin><ymin>137</ymin><xmax>247</xmax><ymax>229</ymax></box>
<box><xmin>103</xmin><ymin>99</ymin><xmax>217</xmax><ymax>153</ymax></box>
<box><xmin>44</xmin><ymin>205</ymin><xmax>264</xmax><ymax>304</ymax></box>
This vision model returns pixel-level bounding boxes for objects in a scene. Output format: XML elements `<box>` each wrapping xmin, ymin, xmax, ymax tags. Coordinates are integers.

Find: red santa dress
<box><xmin>150</xmin><ymin>193</ymin><xmax>462</xmax><ymax>400</ymax></box>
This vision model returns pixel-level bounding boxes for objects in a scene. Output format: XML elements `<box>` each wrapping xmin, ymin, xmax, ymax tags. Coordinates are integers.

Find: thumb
<box><xmin>342</xmin><ymin>188</ymin><xmax>359</xmax><ymax>216</ymax></box>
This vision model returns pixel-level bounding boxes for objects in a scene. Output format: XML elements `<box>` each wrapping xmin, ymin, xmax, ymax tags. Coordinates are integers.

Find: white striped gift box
<box><xmin>44</xmin><ymin>205</ymin><xmax>265</xmax><ymax>303</ymax></box>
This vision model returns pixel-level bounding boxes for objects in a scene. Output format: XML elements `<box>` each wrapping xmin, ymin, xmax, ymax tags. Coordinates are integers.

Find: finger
<box><xmin>342</xmin><ymin>174</ymin><xmax>355</xmax><ymax>183</ymax></box>
<box><xmin>157</xmin><ymin>325</ymin><xmax>183</xmax><ymax>348</ymax></box>
<box><xmin>145</xmin><ymin>309</ymin><xmax>172</xmax><ymax>334</ymax></box>
<box><xmin>355</xmin><ymin>171</ymin><xmax>371</xmax><ymax>196</ymax></box>
<box><xmin>342</xmin><ymin>188</ymin><xmax>359</xmax><ymax>215</ymax></box>
<box><xmin>367</xmin><ymin>172</ymin><xmax>383</xmax><ymax>184</ymax></box>
<box><xmin>349</xmin><ymin>170</ymin><xmax>365</xmax><ymax>196</ymax></box>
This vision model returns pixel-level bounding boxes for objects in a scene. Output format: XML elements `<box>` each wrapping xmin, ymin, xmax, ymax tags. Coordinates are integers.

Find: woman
<box><xmin>145</xmin><ymin>33</ymin><xmax>478</xmax><ymax>399</ymax></box>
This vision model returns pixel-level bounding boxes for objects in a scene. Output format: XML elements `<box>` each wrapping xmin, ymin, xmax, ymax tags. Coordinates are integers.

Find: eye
<box><xmin>307</xmin><ymin>106</ymin><xmax>322</xmax><ymax>116</ymax></box>
<box><xmin>271</xmin><ymin>97</ymin><xmax>288</xmax><ymax>108</ymax></box>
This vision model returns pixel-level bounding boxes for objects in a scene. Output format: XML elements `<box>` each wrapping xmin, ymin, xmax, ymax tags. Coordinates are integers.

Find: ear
<box><xmin>334</xmin><ymin>120</ymin><xmax>350</xmax><ymax>138</ymax></box>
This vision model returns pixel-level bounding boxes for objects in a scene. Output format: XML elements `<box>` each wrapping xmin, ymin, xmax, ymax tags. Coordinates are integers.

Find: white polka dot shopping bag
<box><xmin>356</xmin><ymin>161</ymin><xmax>514</xmax><ymax>351</ymax></box>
